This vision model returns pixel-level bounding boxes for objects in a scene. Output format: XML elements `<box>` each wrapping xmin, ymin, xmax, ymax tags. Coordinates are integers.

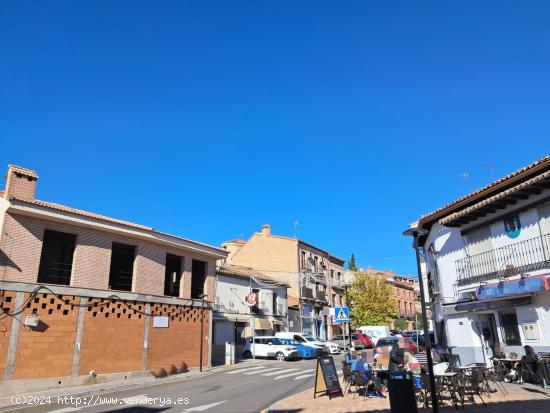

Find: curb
<box><xmin>0</xmin><ymin>362</ymin><xmax>252</xmax><ymax>412</ymax></box>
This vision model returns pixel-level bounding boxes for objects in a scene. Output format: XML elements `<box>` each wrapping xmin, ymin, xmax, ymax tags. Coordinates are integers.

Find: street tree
<box><xmin>348</xmin><ymin>254</ymin><xmax>357</xmax><ymax>271</ymax></box>
<box><xmin>393</xmin><ymin>316</ymin><xmax>408</xmax><ymax>331</ymax></box>
<box><xmin>348</xmin><ymin>270</ymin><xmax>397</xmax><ymax>327</ymax></box>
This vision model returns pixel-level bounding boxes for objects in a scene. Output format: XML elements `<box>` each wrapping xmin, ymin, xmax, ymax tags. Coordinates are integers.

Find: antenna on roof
<box><xmin>458</xmin><ymin>171</ymin><xmax>472</xmax><ymax>192</ymax></box>
<box><xmin>481</xmin><ymin>162</ymin><xmax>495</xmax><ymax>181</ymax></box>
<box><xmin>293</xmin><ymin>221</ymin><xmax>299</xmax><ymax>239</ymax></box>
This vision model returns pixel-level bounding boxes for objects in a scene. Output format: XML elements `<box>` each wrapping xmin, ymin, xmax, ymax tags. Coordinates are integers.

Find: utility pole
<box><xmin>404</xmin><ymin>226</ymin><xmax>438</xmax><ymax>413</ymax></box>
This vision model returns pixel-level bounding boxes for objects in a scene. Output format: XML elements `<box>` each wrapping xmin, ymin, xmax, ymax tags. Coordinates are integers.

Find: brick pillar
<box><xmin>181</xmin><ymin>256</ymin><xmax>192</xmax><ymax>299</ymax></box>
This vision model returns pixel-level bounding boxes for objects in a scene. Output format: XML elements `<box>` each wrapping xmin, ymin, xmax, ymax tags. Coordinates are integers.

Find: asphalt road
<box><xmin>3</xmin><ymin>355</ymin><xmax>344</xmax><ymax>413</ymax></box>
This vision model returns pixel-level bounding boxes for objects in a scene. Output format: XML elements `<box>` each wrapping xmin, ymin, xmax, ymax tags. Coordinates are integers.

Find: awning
<box><xmin>213</xmin><ymin>313</ymin><xmax>250</xmax><ymax>323</ymax></box>
<box><xmin>455</xmin><ymin>295</ymin><xmax>533</xmax><ymax>312</ymax></box>
<box><xmin>476</xmin><ymin>275</ymin><xmax>549</xmax><ymax>300</ymax></box>
<box><xmin>254</xmin><ymin>318</ymin><xmax>272</xmax><ymax>330</ymax></box>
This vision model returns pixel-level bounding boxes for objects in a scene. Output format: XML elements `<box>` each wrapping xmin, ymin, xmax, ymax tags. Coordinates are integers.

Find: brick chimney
<box><xmin>4</xmin><ymin>165</ymin><xmax>38</xmax><ymax>200</ymax></box>
<box><xmin>261</xmin><ymin>224</ymin><xmax>271</xmax><ymax>235</ymax></box>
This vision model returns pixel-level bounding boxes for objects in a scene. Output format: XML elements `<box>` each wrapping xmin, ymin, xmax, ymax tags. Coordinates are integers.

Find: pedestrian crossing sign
<box><xmin>334</xmin><ymin>306</ymin><xmax>349</xmax><ymax>323</ymax></box>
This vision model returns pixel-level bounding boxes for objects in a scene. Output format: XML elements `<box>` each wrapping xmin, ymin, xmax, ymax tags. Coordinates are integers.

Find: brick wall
<box><xmin>14</xmin><ymin>293</ymin><xmax>78</xmax><ymax>379</ymax></box>
<box><xmin>147</xmin><ymin>303</ymin><xmax>209</xmax><ymax>375</ymax></box>
<box><xmin>0</xmin><ymin>288</ymin><xmax>211</xmax><ymax>380</ymax></box>
<box><xmin>78</xmin><ymin>297</ymin><xmax>145</xmax><ymax>375</ymax></box>
<box><xmin>0</xmin><ymin>213</ymin><xmax>217</xmax><ymax>300</ymax></box>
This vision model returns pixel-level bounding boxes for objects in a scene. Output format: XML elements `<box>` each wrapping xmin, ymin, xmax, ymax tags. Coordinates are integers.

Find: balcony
<box><xmin>301</xmin><ymin>287</ymin><xmax>315</xmax><ymax>299</ymax></box>
<box><xmin>455</xmin><ymin>233</ymin><xmax>550</xmax><ymax>286</ymax></box>
<box><xmin>316</xmin><ymin>291</ymin><xmax>328</xmax><ymax>303</ymax></box>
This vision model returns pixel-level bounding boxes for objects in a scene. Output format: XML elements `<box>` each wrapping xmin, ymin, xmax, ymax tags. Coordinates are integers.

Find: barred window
<box><xmin>498</xmin><ymin>309</ymin><xmax>521</xmax><ymax>345</ymax></box>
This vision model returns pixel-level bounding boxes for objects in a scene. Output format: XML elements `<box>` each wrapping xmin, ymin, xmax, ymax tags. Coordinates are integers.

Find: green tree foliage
<box><xmin>348</xmin><ymin>254</ymin><xmax>357</xmax><ymax>271</ymax></box>
<box><xmin>348</xmin><ymin>270</ymin><xmax>397</xmax><ymax>327</ymax></box>
<box><xmin>393</xmin><ymin>316</ymin><xmax>408</xmax><ymax>331</ymax></box>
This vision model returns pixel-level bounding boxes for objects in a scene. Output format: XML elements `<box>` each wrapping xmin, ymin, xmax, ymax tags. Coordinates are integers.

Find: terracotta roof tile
<box><xmin>217</xmin><ymin>263</ymin><xmax>290</xmax><ymax>287</ymax></box>
<box><xmin>8</xmin><ymin>196</ymin><xmax>226</xmax><ymax>253</ymax></box>
<box><xmin>439</xmin><ymin>169</ymin><xmax>550</xmax><ymax>225</ymax></box>
<box><xmin>7</xmin><ymin>164</ymin><xmax>38</xmax><ymax>179</ymax></box>
<box><xmin>420</xmin><ymin>154</ymin><xmax>550</xmax><ymax>223</ymax></box>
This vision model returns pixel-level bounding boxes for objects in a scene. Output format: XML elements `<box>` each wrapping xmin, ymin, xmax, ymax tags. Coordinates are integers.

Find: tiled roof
<box><xmin>217</xmin><ymin>263</ymin><xmax>290</xmax><ymax>287</ymax></box>
<box><xmin>7</xmin><ymin>196</ymin><xmax>226</xmax><ymax>254</ymax></box>
<box><xmin>7</xmin><ymin>164</ymin><xmax>38</xmax><ymax>179</ymax></box>
<box><xmin>439</xmin><ymin>169</ymin><xmax>550</xmax><ymax>225</ymax></box>
<box><xmin>223</xmin><ymin>239</ymin><xmax>246</xmax><ymax>244</ymax></box>
<box><xmin>419</xmin><ymin>154</ymin><xmax>550</xmax><ymax>224</ymax></box>
<box><xmin>12</xmin><ymin>197</ymin><xmax>154</xmax><ymax>230</ymax></box>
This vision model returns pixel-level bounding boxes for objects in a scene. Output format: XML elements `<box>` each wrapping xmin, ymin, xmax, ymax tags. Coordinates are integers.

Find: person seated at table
<box><xmin>416</xmin><ymin>345</ymin><xmax>428</xmax><ymax>365</ymax></box>
<box><xmin>388</xmin><ymin>340</ymin><xmax>405</xmax><ymax>372</ymax></box>
<box><xmin>345</xmin><ymin>350</ymin><xmax>358</xmax><ymax>372</ymax></box>
<box><xmin>356</xmin><ymin>354</ymin><xmax>385</xmax><ymax>399</ymax></box>
<box><xmin>405</xmin><ymin>352</ymin><xmax>422</xmax><ymax>375</ymax></box>
<box><xmin>518</xmin><ymin>345</ymin><xmax>539</xmax><ymax>384</ymax></box>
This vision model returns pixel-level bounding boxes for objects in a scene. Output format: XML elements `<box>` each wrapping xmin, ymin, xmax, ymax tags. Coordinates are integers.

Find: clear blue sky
<box><xmin>1</xmin><ymin>1</ymin><xmax>549</xmax><ymax>274</ymax></box>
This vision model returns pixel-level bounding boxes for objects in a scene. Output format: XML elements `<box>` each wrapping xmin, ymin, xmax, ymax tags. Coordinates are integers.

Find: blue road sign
<box><xmin>334</xmin><ymin>306</ymin><xmax>350</xmax><ymax>323</ymax></box>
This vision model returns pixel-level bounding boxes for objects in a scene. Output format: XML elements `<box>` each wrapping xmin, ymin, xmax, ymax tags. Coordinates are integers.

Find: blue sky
<box><xmin>1</xmin><ymin>1</ymin><xmax>549</xmax><ymax>274</ymax></box>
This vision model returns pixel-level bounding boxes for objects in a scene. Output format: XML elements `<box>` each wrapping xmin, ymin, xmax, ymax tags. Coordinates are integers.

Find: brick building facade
<box><xmin>0</xmin><ymin>164</ymin><xmax>227</xmax><ymax>392</ymax></box>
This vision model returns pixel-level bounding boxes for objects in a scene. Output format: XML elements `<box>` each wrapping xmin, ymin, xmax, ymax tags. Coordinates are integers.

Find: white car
<box><xmin>320</xmin><ymin>339</ymin><xmax>342</xmax><ymax>354</ymax></box>
<box><xmin>275</xmin><ymin>332</ymin><xmax>327</xmax><ymax>355</ymax></box>
<box><xmin>243</xmin><ymin>336</ymin><xmax>300</xmax><ymax>361</ymax></box>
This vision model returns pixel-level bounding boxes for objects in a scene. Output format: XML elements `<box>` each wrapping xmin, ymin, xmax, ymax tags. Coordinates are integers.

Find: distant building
<box><xmin>347</xmin><ymin>268</ymin><xmax>424</xmax><ymax>331</ymax></box>
<box><xmin>409</xmin><ymin>154</ymin><xmax>550</xmax><ymax>365</ymax></box>
<box><xmin>212</xmin><ymin>263</ymin><xmax>288</xmax><ymax>363</ymax></box>
<box><xmin>221</xmin><ymin>224</ymin><xmax>346</xmax><ymax>339</ymax></box>
<box><xmin>0</xmin><ymin>164</ymin><xmax>227</xmax><ymax>388</ymax></box>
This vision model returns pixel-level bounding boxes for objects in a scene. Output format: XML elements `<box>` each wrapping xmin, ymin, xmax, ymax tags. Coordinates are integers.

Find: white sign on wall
<box><xmin>153</xmin><ymin>316</ymin><xmax>169</xmax><ymax>328</ymax></box>
<box><xmin>522</xmin><ymin>323</ymin><xmax>540</xmax><ymax>340</ymax></box>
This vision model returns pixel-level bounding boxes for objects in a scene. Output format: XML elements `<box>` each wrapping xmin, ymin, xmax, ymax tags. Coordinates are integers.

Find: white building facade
<box><xmin>212</xmin><ymin>263</ymin><xmax>288</xmax><ymax>363</ymax></box>
<box><xmin>412</xmin><ymin>155</ymin><xmax>550</xmax><ymax>366</ymax></box>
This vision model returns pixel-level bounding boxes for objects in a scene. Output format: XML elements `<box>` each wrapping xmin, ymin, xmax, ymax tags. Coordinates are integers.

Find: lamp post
<box><xmin>403</xmin><ymin>225</ymin><xmax>438</xmax><ymax>413</ymax></box>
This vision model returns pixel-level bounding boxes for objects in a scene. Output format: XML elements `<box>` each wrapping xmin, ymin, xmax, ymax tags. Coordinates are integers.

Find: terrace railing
<box><xmin>455</xmin><ymin>233</ymin><xmax>550</xmax><ymax>286</ymax></box>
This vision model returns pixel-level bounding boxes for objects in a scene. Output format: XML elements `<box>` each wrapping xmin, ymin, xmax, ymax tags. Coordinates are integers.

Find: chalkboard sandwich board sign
<box><xmin>313</xmin><ymin>356</ymin><xmax>343</xmax><ymax>399</ymax></box>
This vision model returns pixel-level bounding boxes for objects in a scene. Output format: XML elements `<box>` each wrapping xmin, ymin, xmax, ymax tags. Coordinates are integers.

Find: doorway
<box><xmin>478</xmin><ymin>314</ymin><xmax>498</xmax><ymax>357</ymax></box>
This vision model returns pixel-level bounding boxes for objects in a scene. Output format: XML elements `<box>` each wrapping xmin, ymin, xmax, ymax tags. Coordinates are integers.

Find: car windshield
<box><xmin>269</xmin><ymin>338</ymin><xmax>283</xmax><ymax>345</ymax></box>
<box><xmin>304</xmin><ymin>335</ymin><xmax>318</xmax><ymax>342</ymax></box>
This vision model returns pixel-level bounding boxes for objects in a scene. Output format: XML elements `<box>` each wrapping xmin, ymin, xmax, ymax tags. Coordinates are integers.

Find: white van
<box><xmin>357</xmin><ymin>326</ymin><xmax>390</xmax><ymax>345</ymax></box>
<box><xmin>275</xmin><ymin>332</ymin><xmax>338</xmax><ymax>354</ymax></box>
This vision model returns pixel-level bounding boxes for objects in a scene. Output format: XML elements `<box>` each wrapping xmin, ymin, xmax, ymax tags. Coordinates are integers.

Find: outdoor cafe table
<box><xmin>493</xmin><ymin>358</ymin><xmax>521</xmax><ymax>380</ymax></box>
<box><xmin>434</xmin><ymin>371</ymin><xmax>458</xmax><ymax>408</ymax></box>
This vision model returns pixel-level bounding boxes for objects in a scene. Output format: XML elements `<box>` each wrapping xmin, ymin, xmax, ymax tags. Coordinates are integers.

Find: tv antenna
<box><xmin>481</xmin><ymin>162</ymin><xmax>495</xmax><ymax>181</ymax></box>
<box><xmin>458</xmin><ymin>171</ymin><xmax>472</xmax><ymax>192</ymax></box>
<box><xmin>293</xmin><ymin>221</ymin><xmax>299</xmax><ymax>239</ymax></box>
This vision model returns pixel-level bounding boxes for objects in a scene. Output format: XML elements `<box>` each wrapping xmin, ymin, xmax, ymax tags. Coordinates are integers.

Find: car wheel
<box><xmin>275</xmin><ymin>352</ymin><xmax>286</xmax><ymax>361</ymax></box>
<box><xmin>243</xmin><ymin>350</ymin><xmax>252</xmax><ymax>359</ymax></box>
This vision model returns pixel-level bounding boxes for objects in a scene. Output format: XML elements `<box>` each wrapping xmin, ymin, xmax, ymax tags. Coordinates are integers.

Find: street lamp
<box><xmin>403</xmin><ymin>225</ymin><xmax>438</xmax><ymax>413</ymax></box>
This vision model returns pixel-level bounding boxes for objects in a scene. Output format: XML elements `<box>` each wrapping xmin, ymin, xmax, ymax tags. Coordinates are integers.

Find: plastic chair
<box><xmin>433</xmin><ymin>362</ymin><xmax>450</xmax><ymax>375</ymax></box>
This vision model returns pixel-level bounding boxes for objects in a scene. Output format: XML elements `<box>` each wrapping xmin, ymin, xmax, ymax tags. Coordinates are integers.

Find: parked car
<box><xmin>275</xmin><ymin>332</ymin><xmax>327</xmax><ymax>354</ymax></box>
<box><xmin>319</xmin><ymin>339</ymin><xmax>342</xmax><ymax>354</ymax></box>
<box><xmin>357</xmin><ymin>326</ymin><xmax>391</xmax><ymax>345</ymax></box>
<box><xmin>243</xmin><ymin>336</ymin><xmax>300</xmax><ymax>361</ymax></box>
<box><xmin>374</xmin><ymin>336</ymin><xmax>417</xmax><ymax>354</ymax></box>
<box><xmin>278</xmin><ymin>338</ymin><xmax>320</xmax><ymax>359</ymax></box>
<box><xmin>331</xmin><ymin>334</ymin><xmax>365</xmax><ymax>350</ymax></box>
<box><xmin>355</xmin><ymin>333</ymin><xmax>374</xmax><ymax>349</ymax></box>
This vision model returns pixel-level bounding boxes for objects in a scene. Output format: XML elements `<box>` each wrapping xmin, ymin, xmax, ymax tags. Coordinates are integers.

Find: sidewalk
<box><xmin>268</xmin><ymin>379</ymin><xmax>550</xmax><ymax>413</ymax></box>
<box><xmin>0</xmin><ymin>360</ymin><xmax>255</xmax><ymax>411</ymax></box>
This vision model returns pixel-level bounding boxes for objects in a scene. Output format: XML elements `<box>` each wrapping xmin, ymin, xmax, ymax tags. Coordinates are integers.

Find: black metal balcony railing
<box><xmin>455</xmin><ymin>233</ymin><xmax>550</xmax><ymax>286</ymax></box>
<box><xmin>301</xmin><ymin>287</ymin><xmax>314</xmax><ymax>299</ymax></box>
<box><xmin>316</xmin><ymin>291</ymin><xmax>327</xmax><ymax>302</ymax></box>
